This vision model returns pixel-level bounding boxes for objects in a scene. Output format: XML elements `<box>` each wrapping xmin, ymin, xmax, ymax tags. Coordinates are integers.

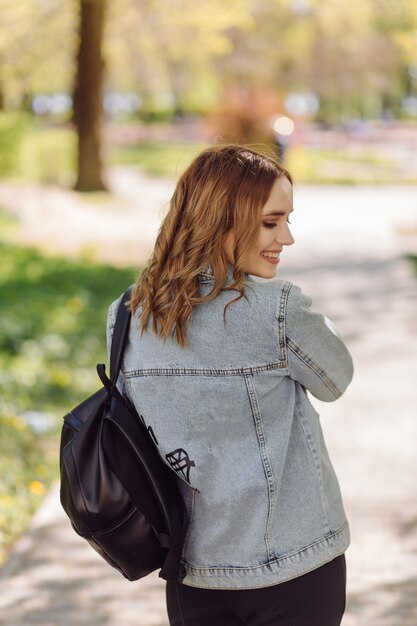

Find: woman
<box><xmin>107</xmin><ymin>144</ymin><xmax>354</xmax><ymax>625</ymax></box>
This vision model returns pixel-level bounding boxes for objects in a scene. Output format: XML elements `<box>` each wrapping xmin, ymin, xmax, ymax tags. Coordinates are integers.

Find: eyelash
<box><xmin>262</xmin><ymin>220</ymin><xmax>291</xmax><ymax>229</ymax></box>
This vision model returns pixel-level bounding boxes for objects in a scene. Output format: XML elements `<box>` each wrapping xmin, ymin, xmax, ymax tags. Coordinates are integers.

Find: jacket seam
<box><xmin>244</xmin><ymin>374</ymin><xmax>275</xmax><ymax>561</ymax></box>
<box><xmin>123</xmin><ymin>363</ymin><xmax>286</xmax><ymax>378</ymax></box>
<box><xmin>294</xmin><ymin>404</ymin><xmax>331</xmax><ymax>535</ymax></box>
<box><xmin>275</xmin><ymin>281</ymin><xmax>292</xmax><ymax>364</ymax></box>
<box><xmin>181</xmin><ymin>488</ymin><xmax>196</xmax><ymax>560</ymax></box>
<box><xmin>181</xmin><ymin>521</ymin><xmax>349</xmax><ymax>573</ymax></box>
<box><xmin>286</xmin><ymin>338</ymin><xmax>341</xmax><ymax>398</ymax></box>
<box><xmin>199</xmin><ymin>276</ymin><xmax>216</xmax><ymax>283</ymax></box>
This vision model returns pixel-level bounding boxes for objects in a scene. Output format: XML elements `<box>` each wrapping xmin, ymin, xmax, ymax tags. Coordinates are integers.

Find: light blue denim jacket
<box><xmin>107</xmin><ymin>263</ymin><xmax>354</xmax><ymax>590</ymax></box>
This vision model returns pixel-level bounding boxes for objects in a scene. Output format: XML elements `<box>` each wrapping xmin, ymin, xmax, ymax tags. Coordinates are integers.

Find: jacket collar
<box><xmin>198</xmin><ymin>263</ymin><xmax>216</xmax><ymax>281</ymax></box>
<box><xmin>198</xmin><ymin>263</ymin><xmax>253</xmax><ymax>283</ymax></box>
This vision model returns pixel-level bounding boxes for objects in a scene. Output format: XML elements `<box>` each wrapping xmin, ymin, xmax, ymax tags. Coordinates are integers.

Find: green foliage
<box><xmin>1</xmin><ymin>0</ymin><xmax>76</xmax><ymax>101</ymax></box>
<box><xmin>0</xmin><ymin>233</ymin><xmax>138</xmax><ymax>564</ymax></box>
<box><xmin>0</xmin><ymin>112</ymin><xmax>32</xmax><ymax>176</ymax></box>
<box><xmin>0</xmin><ymin>113</ymin><xmax>76</xmax><ymax>185</ymax></box>
<box><xmin>0</xmin><ymin>240</ymin><xmax>137</xmax><ymax>415</ymax></box>
<box><xmin>105</xmin><ymin>0</ymin><xmax>252</xmax><ymax>114</ymax></box>
<box><xmin>109</xmin><ymin>141</ymin><xmax>206</xmax><ymax>177</ymax></box>
<box><xmin>0</xmin><ymin>112</ymin><xmax>205</xmax><ymax>183</ymax></box>
<box><xmin>286</xmin><ymin>145</ymin><xmax>416</xmax><ymax>185</ymax></box>
<box><xmin>1</xmin><ymin>0</ymin><xmax>417</xmax><ymax>122</ymax></box>
<box><xmin>0</xmin><ymin>414</ymin><xmax>57</xmax><ymax>564</ymax></box>
<box><xmin>111</xmin><ymin>139</ymin><xmax>417</xmax><ymax>184</ymax></box>
<box><xmin>1</xmin><ymin>113</ymin><xmax>415</xmax><ymax>184</ymax></box>
<box><xmin>0</xmin><ymin>208</ymin><xmax>19</xmax><ymax>240</ymax></box>
<box><xmin>19</xmin><ymin>124</ymin><xmax>77</xmax><ymax>186</ymax></box>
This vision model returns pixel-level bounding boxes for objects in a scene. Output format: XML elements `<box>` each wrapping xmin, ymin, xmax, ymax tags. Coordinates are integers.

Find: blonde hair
<box><xmin>129</xmin><ymin>144</ymin><xmax>292</xmax><ymax>347</ymax></box>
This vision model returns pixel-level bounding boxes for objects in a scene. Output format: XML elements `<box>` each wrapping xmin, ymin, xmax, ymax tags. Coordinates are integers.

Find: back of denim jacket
<box><xmin>107</xmin><ymin>264</ymin><xmax>354</xmax><ymax>589</ymax></box>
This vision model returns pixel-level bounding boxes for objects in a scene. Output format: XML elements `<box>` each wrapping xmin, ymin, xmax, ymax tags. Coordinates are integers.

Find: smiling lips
<box><xmin>260</xmin><ymin>251</ymin><xmax>280</xmax><ymax>264</ymax></box>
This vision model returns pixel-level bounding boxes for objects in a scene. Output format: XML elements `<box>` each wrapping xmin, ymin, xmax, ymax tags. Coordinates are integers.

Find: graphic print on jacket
<box><xmin>140</xmin><ymin>412</ymin><xmax>197</xmax><ymax>487</ymax></box>
<box><xmin>166</xmin><ymin>448</ymin><xmax>196</xmax><ymax>484</ymax></box>
<box><xmin>106</xmin><ymin>267</ymin><xmax>354</xmax><ymax>589</ymax></box>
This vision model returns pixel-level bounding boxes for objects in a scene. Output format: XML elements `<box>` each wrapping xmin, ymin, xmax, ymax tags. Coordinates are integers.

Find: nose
<box><xmin>275</xmin><ymin>223</ymin><xmax>294</xmax><ymax>247</ymax></box>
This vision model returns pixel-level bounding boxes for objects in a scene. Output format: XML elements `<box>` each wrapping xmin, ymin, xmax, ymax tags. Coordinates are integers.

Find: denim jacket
<box><xmin>106</xmin><ymin>263</ymin><xmax>354</xmax><ymax>590</ymax></box>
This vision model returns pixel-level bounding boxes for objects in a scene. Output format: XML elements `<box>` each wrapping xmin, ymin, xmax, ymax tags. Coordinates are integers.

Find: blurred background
<box><xmin>0</xmin><ymin>1</ymin><xmax>416</xmax><ymax>624</ymax></box>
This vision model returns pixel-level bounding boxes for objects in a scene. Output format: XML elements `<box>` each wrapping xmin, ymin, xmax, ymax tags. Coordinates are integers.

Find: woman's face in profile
<box><xmin>223</xmin><ymin>175</ymin><xmax>294</xmax><ymax>279</ymax></box>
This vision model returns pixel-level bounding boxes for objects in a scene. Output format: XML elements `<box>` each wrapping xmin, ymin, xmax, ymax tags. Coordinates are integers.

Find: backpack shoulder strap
<box><xmin>110</xmin><ymin>286</ymin><xmax>133</xmax><ymax>383</ymax></box>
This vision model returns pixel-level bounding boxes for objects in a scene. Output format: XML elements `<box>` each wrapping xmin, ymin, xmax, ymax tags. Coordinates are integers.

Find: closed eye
<box><xmin>262</xmin><ymin>219</ymin><xmax>291</xmax><ymax>229</ymax></box>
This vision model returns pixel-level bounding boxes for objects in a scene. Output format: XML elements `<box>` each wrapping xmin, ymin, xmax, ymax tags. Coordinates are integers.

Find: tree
<box><xmin>1</xmin><ymin>0</ymin><xmax>416</xmax><ymax>141</ymax></box>
<box><xmin>73</xmin><ymin>0</ymin><xmax>107</xmax><ymax>191</ymax></box>
<box><xmin>0</xmin><ymin>0</ymin><xmax>76</xmax><ymax>108</ymax></box>
<box><xmin>104</xmin><ymin>0</ymin><xmax>253</xmax><ymax>115</ymax></box>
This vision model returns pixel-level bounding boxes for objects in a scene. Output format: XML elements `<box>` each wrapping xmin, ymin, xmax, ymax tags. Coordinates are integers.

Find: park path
<box><xmin>0</xmin><ymin>170</ymin><xmax>417</xmax><ymax>625</ymax></box>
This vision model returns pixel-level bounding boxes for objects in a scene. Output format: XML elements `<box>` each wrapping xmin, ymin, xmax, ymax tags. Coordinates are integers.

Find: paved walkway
<box><xmin>1</xmin><ymin>171</ymin><xmax>417</xmax><ymax>625</ymax></box>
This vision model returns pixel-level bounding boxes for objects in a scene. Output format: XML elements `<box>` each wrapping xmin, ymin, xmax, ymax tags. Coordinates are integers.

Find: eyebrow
<box><xmin>263</xmin><ymin>208</ymin><xmax>294</xmax><ymax>217</ymax></box>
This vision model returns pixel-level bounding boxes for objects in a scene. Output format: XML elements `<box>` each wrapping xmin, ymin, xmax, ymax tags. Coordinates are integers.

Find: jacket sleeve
<box><xmin>284</xmin><ymin>283</ymin><xmax>354</xmax><ymax>402</ymax></box>
<box><xmin>106</xmin><ymin>296</ymin><xmax>126</xmax><ymax>396</ymax></box>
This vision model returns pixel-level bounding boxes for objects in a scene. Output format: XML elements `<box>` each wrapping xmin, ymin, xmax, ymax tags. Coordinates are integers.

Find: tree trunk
<box><xmin>73</xmin><ymin>0</ymin><xmax>107</xmax><ymax>192</ymax></box>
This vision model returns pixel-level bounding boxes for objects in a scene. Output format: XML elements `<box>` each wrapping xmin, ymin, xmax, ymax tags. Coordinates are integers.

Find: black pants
<box><xmin>166</xmin><ymin>554</ymin><xmax>346</xmax><ymax>626</ymax></box>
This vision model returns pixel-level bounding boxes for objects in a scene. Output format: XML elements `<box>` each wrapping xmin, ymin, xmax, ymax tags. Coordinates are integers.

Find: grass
<box><xmin>285</xmin><ymin>145</ymin><xmax>414</xmax><ymax>185</ymax></box>
<box><xmin>19</xmin><ymin>124</ymin><xmax>76</xmax><ymax>186</ymax></box>
<box><xmin>96</xmin><ymin>139</ymin><xmax>417</xmax><ymax>184</ymax></box>
<box><xmin>109</xmin><ymin>141</ymin><xmax>207</xmax><ymax>178</ymax></box>
<box><xmin>0</xmin><ymin>112</ymin><xmax>76</xmax><ymax>186</ymax></box>
<box><xmin>1</xmin><ymin>112</ymin><xmax>416</xmax><ymax>185</ymax></box>
<box><xmin>0</xmin><ymin>217</ymin><xmax>138</xmax><ymax>565</ymax></box>
<box><xmin>0</xmin><ymin>415</ymin><xmax>58</xmax><ymax>564</ymax></box>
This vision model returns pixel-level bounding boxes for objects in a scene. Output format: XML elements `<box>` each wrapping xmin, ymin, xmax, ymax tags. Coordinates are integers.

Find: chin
<box><xmin>250</xmin><ymin>265</ymin><xmax>278</xmax><ymax>279</ymax></box>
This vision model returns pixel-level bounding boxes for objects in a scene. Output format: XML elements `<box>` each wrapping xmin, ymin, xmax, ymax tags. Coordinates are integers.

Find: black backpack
<box><xmin>59</xmin><ymin>287</ymin><xmax>186</xmax><ymax>582</ymax></box>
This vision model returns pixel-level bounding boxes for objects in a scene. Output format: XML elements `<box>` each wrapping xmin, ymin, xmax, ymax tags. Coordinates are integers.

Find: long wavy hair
<box><xmin>129</xmin><ymin>144</ymin><xmax>293</xmax><ymax>347</ymax></box>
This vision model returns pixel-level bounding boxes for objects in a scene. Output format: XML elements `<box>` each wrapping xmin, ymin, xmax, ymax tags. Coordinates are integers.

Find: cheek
<box><xmin>257</xmin><ymin>230</ymin><xmax>273</xmax><ymax>252</ymax></box>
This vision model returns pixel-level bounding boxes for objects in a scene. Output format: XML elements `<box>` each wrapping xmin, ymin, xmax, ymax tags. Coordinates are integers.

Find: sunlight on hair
<box><xmin>129</xmin><ymin>144</ymin><xmax>292</xmax><ymax>347</ymax></box>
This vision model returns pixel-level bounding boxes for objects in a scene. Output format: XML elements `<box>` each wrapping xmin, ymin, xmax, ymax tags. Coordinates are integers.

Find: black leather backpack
<box><xmin>59</xmin><ymin>288</ymin><xmax>186</xmax><ymax>582</ymax></box>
